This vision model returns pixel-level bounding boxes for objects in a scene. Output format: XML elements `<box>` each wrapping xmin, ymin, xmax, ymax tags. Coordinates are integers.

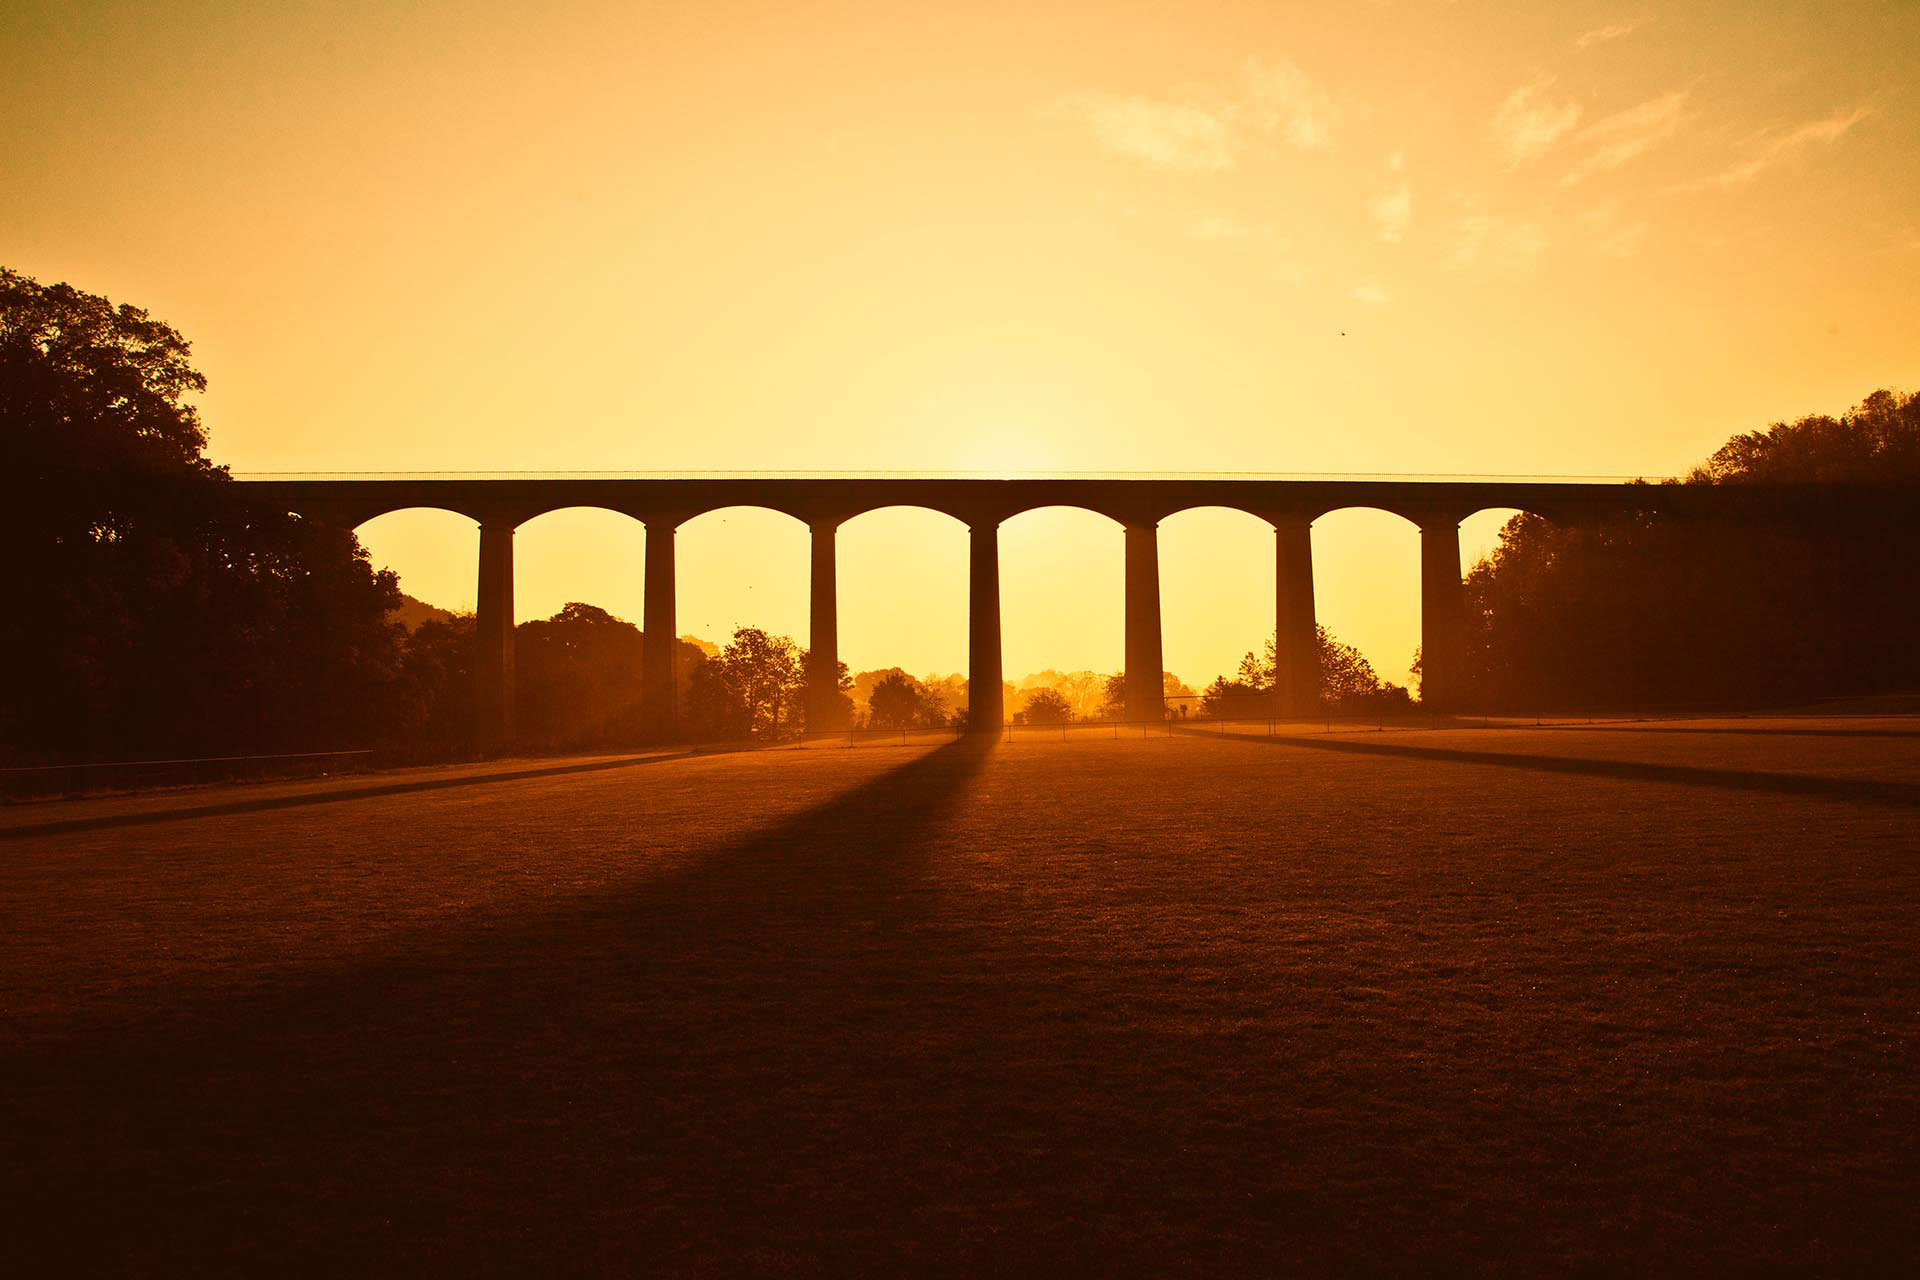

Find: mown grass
<box><xmin>3</xmin><ymin>723</ymin><xmax>1916</xmax><ymax>1275</ymax></box>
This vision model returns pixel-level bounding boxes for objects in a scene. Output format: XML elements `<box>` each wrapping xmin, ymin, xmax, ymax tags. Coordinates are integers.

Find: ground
<box><xmin>3</xmin><ymin>720</ymin><xmax>1916</xmax><ymax>1275</ymax></box>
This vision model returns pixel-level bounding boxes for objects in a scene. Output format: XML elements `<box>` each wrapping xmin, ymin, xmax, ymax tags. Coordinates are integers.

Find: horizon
<box><xmin>8</xmin><ymin>4</ymin><xmax>1919</xmax><ymax>1270</ymax></box>
<box><xmin>8</xmin><ymin>0</ymin><xmax>1916</xmax><ymax>683</ymax></box>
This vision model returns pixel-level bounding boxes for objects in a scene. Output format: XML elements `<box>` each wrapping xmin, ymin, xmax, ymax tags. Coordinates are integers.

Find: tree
<box><xmin>1458</xmin><ymin>389</ymin><xmax>1920</xmax><ymax>711</ymax></box>
<box><xmin>1201</xmin><ymin>677</ymin><xmax>1266</xmax><ymax>719</ymax></box>
<box><xmin>0</xmin><ymin>267</ymin><xmax>406</xmax><ymax>761</ymax></box>
<box><xmin>868</xmin><ymin>670</ymin><xmax>929</xmax><ymax>729</ymax></box>
<box><xmin>682</xmin><ymin>627</ymin><xmax>805</xmax><ymax>740</ymax></box>
<box><xmin>1317</xmin><ymin>628</ymin><xmax>1386</xmax><ymax>706</ymax></box>
<box><xmin>394</xmin><ymin>615</ymin><xmax>476</xmax><ymax>744</ymax></box>
<box><xmin>1022</xmin><ymin>687</ymin><xmax>1072</xmax><ymax>724</ymax></box>
<box><xmin>803</xmin><ymin>656</ymin><xmax>855</xmax><ymax>732</ymax></box>
<box><xmin>514</xmin><ymin>603</ymin><xmax>646</xmax><ymax>745</ymax></box>
<box><xmin>1056</xmin><ymin>670</ymin><xmax>1108</xmax><ymax>720</ymax></box>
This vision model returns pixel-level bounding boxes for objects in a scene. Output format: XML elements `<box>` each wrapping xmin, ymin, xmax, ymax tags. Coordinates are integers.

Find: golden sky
<box><xmin>7</xmin><ymin>1</ymin><xmax>1916</xmax><ymax>686</ymax></box>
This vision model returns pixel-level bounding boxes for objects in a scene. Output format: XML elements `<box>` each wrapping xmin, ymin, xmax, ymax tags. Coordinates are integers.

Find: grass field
<box><xmin>3</xmin><ymin>721</ymin><xmax>1916</xmax><ymax>1275</ymax></box>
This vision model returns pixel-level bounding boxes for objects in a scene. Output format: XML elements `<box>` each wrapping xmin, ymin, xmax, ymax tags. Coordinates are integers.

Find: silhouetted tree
<box><xmin>1022</xmin><ymin>688</ymin><xmax>1072</xmax><ymax>724</ymax></box>
<box><xmin>514</xmin><ymin>603</ymin><xmax>646</xmax><ymax>745</ymax></box>
<box><xmin>1224</xmin><ymin>627</ymin><xmax>1408</xmax><ymax>711</ymax></box>
<box><xmin>1200</xmin><ymin>678</ymin><xmax>1267</xmax><ymax>719</ymax></box>
<box><xmin>0</xmin><ymin>267</ymin><xmax>405</xmax><ymax>761</ymax></box>
<box><xmin>394</xmin><ymin>615</ymin><xmax>476</xmax><ymax>743</ymax></box>
<box><xmin>682</xmin><ymin>627</ymin><xmax>805</xmax><ymax>740</ymax></box>
<box><xmin>868</xmin><ymin>669</ymin><xmax>945</xmax><ymax>729</ymax></box>
<box><xmin>804</xmin><ymin>658</ymin><xmax>856</xmax><ymax>732</ymax></box>
<box><xmin>1460</xmin><ymin>389</ymin><xmax>1920</xmax><ymax>711</ymax></box>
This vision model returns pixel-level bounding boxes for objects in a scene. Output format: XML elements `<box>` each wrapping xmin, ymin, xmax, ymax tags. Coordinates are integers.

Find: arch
<box><xmin>1309</xmin><ymin>505</ymin><xmax>1424</xmax><ymax>691</ymax></box>
<box><xmin>512</xmin><ymin>507</ymin><xmax>650</xmax><ymax>628</ymax></box>
<box><xmin>673</xmin><ymin>505</ymin><xmax>812</xmax><ymax>654</ymax></box>
<box><xmin>998</xmin><ymin>505</ymin><xmax>1125</xmax><ymax>710</ymax></box>
<box><xmin>1160</xmin><ymin>497</ymin><xmax>1276</xmax><ymax>525</ymax></box>
<box><xmin>353</xmin><ymin>507</ymin><xmax>482</xmax><ymax>616</ymax></box>
<box><xmin>837</xmin><ymin>505</ymin><xmax>971</xmax><ymax>726</ymax></box>
<box><xmin>840</xmin><ymin>495</ymin><xmax>980</xmax><ymax>527</ymax></box>
<box><xmin>996</xmin><ymin>500</ymin><xmax>1129</xmax><ymax>529</ymax></box>
<box><xmin>675</xmin><ymin>497</ymin><xmax>817</xmax><ymax>527</ymax></box>
<box><xmin>1157</xmin><ymin>505</ymin><xmax>1275</xmax><ymax>696</ymax></box>
<box><xmin>347</xmin><ymin>504</ymin><xmax>479</xmax><ymax>533</ymax></box>
<box><xmin>512</xmin><ymin>500</ymin><xmax>648</xmax><ymax>528</ymax></box>
<box><xmin>1458</xmin><ymin>506</ymin><xmax>1548</xmax><ymax>575</ymax></box>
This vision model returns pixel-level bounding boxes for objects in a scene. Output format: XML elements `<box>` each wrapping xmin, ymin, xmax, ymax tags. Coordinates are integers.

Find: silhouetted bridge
<box><xmin>236</xmin><ymin>474</ymin><xmax>1886</xmax><ymax>741</ymax></box>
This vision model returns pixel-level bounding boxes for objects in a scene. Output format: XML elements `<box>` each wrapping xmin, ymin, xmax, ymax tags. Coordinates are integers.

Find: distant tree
<box><xmin>1318</xmin><ymin>628</ymin><xmax>1386</xmax><ymax>706</ymax></box>
<box><xmin>1201</xmin><ymin>677</ymin><xmax>1267</xmax><ymax>719</ymax></box>
<box><xmin>1221</xmin><ymin>627</ymin><xmax>1400</xmax><ymax>710</ymax></box>
<box><xmin>683</xmin><ymin>627</ymin><xmax>805</xmax><ymax>741</ymax></box>
<box><xmin>923</xmin><ymin>673</ymin><xmax>969</xmax><ymax>720</ymax></box>
<box><xmin>394</xmin><ymin>615</ymin><xmax>476</xmax><ymax>743</ymax></box>
<box><xmin>684</xmin><ymin>656</ymin><xmax>749</xmax><ymax>740</ymax></box>
<box><xmin>0</xmin><ymin>266</ymin><xmax>405</xmax><ymax>761</ymax></box>
<box><xmin>802</xmin><ymin>655</ymin><xmax>855</xmax><ymax>732</ymax></box>
<box><xmin>1099</xmin><ymin>672</ymin><xmax>1127</xmax><ymax>719</ymax></box>
<box><xmin>1057</xmin><ymin>670</ymin><xmax>1107</xmax><ymax>720</ymax></box>
<box><xmin>867</xmin><ymin>670</ymin><xmax>926</xmax><ymax>729</ymax></box>
<box><xmin>865</xmin><ymin>668</ymin><xmax>950</xmax><ymax>729</ymax></box>
<box><xmin>1022</xmin><ymin>687</ymin><xmax>1072</xmax><ymax>724</ymax></box>
<box><xmin>514</xmin><ymin>603</ymin><xmax>646</xmax><ymax>745</ymax></box>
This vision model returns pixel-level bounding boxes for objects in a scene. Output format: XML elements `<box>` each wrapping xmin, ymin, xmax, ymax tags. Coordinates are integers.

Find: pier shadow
<box><xmin>5</xmin><ymin>733</ymin><xmax>1911</xmax><ymax>1275</ymax></box>
<box><xmin>1217</xmin><ymin>730</ymin><xmax>1920</xmax><ymax>808</ymax></box>
<box><xmin>3</xmin><ymin>738</ymin><xmax>995</xmax><ymax>1273</ymax></box>
<box><xmin>0</xmin><ymin>750</ymin><xmax>702</xmax><ymax>841</ymax></box>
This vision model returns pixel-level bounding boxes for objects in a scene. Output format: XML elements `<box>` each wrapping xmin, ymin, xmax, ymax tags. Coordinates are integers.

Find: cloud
<box><xmin>1062</xmin><ymin>58</ymin><xmax>1337</xmax><ymax>173</ymax></box>
<box><xmin>1239</xmin><ymin>58</ymin><xmax>1339</xmax><ymax>150</ymax></box>
<box><xmin>1491</xmin><ymin>77</ymin><xmax>1582</xmax><ymax>166</ymax></box>
<box><xmin>1680</xmin><ymin>106</ymin><xmax>1874</xmax><ymax>189</ymax></box>
<box><xmin>1371</xmin><ymin>184</ymin><xmax>1413</xmax><ymax>242</ymax></box>
<box><xmin>1451</xmin><ymin>215</ymin><xmax>1546</xmax><ymax>272</ymax></box>
<box><xmin>1352</xmin><ymin>283</ymin><xmax>1392</xmax><ymax>306</ymax></box>
<box><xmin>1577</xmin><ymin>203</ymin><xmax>1650</xmax><ymax>257</ymax></box>
<box><xmin>1066</xmin><ymin>93</ymin><xmax>1239</xmax><ymax>172</ymax></box>
<box><xmin>1575</xmin><ymin>17</ymin><xmax>1651</xmax><ymax>50</ymax></box>
<box><xmin>1560</xmin><ymin>90</ymin><xmax>1688</xmax><ymax>185</ymax></box>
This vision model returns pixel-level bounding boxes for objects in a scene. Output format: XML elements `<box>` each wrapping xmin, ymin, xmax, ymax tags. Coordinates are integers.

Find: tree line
<box><xmin>5</xmin><ymin>266</ymin><xmax>1913</xmax><ymax>763</ymax></box>
<box><xmin>1457</xmin><ymin>389</ymin><xmax>1920</xmax><ymax>711</ymax></box>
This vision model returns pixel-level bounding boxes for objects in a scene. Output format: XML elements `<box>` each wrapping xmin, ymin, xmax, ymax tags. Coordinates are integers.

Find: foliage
<box><xmin>1019</xmin><ymin>687</ymin><xmax>1073</xmax><ymax>725</ymax></box>
<box><xmin>1460</xmin><ymin>389</ymin><xmax>1920</xmax><ymax>710</ymax></box>
<box><xmin>0</xmin><ymin>267</ymin><xmax>405</xmax><ymax>761</ymax></box>
<box><xmin>866</xmin><ymin>669</ymin><xmax>946</xmax><ymax>730</ymax></box>
<box><xmin>1200</xmin><ymin>677</ymin><xmax>1267</xmax><ymax>719</ymax></box>
<box><xmin>1223</xmin><ymin>627</ymin><xmax>1409</xmax><ymax>711</ymax></box>
<box><xmin>683</xmin><ymin>627</ymin><xmax>806</xmax><ymax>741</ymax></box>
<box><xmin>514</xmin><ymin>603</ymin><xmax>646</xmax><ymax>744</ymax></box>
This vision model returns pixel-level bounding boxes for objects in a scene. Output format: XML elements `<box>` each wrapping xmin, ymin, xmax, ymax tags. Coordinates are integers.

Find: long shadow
<box><xmin>2</xmin><ymin>737</ymin><xmax>995</xmax><ymax>1273</ymax></box>
<box><xmin>0</xmin><ymin>749</ymin><xmax>702</xmax><ymax>841</ymax></box>
<box><xmin>1206</xmin><ymin>729</ymin><xmax>1920</xmax><ymax>808</ymax></box>
<box><xmin>3</xmin><ymin>733</ymin><xmax>1910</xmax><ymax>1274</ymax></box>
<box><xmin>1538</xmin><ymin>722</ymin><xmax>1920</xmax><ymax>739</ymax></box>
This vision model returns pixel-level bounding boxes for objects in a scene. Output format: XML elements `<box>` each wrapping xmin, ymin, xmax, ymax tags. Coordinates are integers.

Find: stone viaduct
<box><xmin>237</xmin><ymin>476</ymin><xmax>1872</xmax><ymax>742</ymax></box>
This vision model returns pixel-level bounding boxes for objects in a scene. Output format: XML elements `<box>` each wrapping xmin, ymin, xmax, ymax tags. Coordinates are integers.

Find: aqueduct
<box><xmin>238</xmin><ymin>475</ymin><xmax>1870</xmax><ymax>741</ymax></box>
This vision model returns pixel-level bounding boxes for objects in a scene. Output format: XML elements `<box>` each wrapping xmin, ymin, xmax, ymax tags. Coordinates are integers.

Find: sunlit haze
<box><xmin>8</xmin><ymin>0</ymin><xmax>1915</xmax><ymax>683</ymax></box>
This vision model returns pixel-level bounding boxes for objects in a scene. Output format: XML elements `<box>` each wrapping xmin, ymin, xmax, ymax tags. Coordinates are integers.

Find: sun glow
<box><xmin>6</xmin><ymin>0</ymin><xmax>1913</xmax><ymax>687</ymax></box>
